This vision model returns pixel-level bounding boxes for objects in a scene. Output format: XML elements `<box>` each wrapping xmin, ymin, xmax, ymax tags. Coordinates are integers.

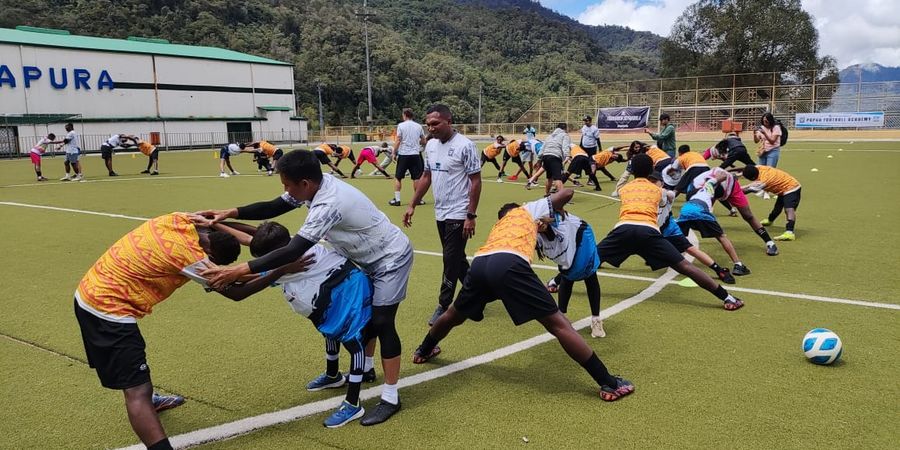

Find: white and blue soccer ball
<box><xmin>802</xmin><ymin>328</ymin><xmax>843</xmax><ymax>365</ymax></box>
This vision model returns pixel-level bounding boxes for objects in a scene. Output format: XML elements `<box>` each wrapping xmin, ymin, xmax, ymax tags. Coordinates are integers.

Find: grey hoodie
<box><xmin>540</xmin><ymin>128</ymin><xmax>571</xmax><ymax>160</ymax></box>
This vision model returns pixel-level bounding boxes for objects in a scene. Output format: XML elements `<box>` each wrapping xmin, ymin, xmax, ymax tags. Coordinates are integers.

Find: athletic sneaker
<box><xmin>498</xmin><ymin>171</ymin><xmax>507</xmax><ymax>177</ymax></box>
<box><xmin>150</xmin><ymin>171</ymin><xmax>159</xmax><ymax>176</ymax></box>
<box><xmin>418</xmin><ymin>199</ymin><xmax>426</xmax><ymax>205</ymax></box>
<box><xmin>716</xmin><ymin>267</ymin><xmax>736</xmax><ymax>284</ymax></box>
<box><xmin>599</xmin><ymin>377</ymin><xmax>634</xmax><ymax>402</ymax></box>
<box><xmin>324</xmin><ymin>401</ymin><xmax>365</xmax><ymax>428</ymax></box>
<box><xmin>267</xmin><ymin>170</ymin><xmax>274</xmax><ymax>176</ymax></box>
<box><xmin>732</xmin><ymin>264</ymin><xmax>751</xmax><ymax>276</ymax></box>
<box><xmin>586</xmin><ymin>180</ymin><xmax>594</xmax><ymax>186</ymax></box>
<box><xmin>763</xmin><ymin>193</ymin><xmax>771</xmax><ymax>200</ymax></box>
<box><xmin>59</xmin><ymin>175</ymin><xmax>71</xmax><ymax>181</ymax></box>
<box><xmin>525</xmin><ymin>181</ymin><xmax>537</xmax><ymax>190</ymax></box>
<box><xmin>72</xmin><ymin>174</ymin><xmax>84</xmax><ymax>181</ymax></box>
<box><xmin>360</xmin><ymin>400</ymin><xmax>401</xmax><ymax>426</ymax></box>
<box><xmin>760</xmin><ymin>218</ymin><xmax>772</xmax><ymax>226</ymax></box>
<box><xmin>152</xmin><ymin>393</ymin><xmax>185</xmax><ymax>412</ymax></box>
<box><xmin>723</xmin><ymin>298</ymin><xmax>744</xmax><ymax>311</ymax></box>
<box><xmin>572</xmin><ymin>180</ymin><xmax>584</xmax><ymax>187</ymax></box>
<box><xmin>610</xmin><ymin>191</ymin><xmax>619</xmax><ymax>198</ymax></box>
<box><xmin>428</xmin><ymin>305</ymin><xmax>446</xmax><ymax>326</ymax></box>
<box><xmin>231</xmin><ymin>171</ymin><xmax>240</xmax><ymax>176</ymax></box>
<box><xmin>766</xmin><ymin>242</ymin><xmax>779</xmax><ymax>256</ymax></box>
<box><xmin>545</xmin><ymin>277</ymin><xmax>559</xmax><ymax>293</ymax></box>
<box><xmin>388</xmin><ymin>199</ymin><xmax>402</xmax><ymax>206</ymax></box>
<box><xmin>220</xmin><ymin>172</ymin><xmax>230</xmax><ymax>178</ymax></box>
<box><xmin>362</xmin><ymin>368</ymin><xmax>376</xmax><ymax>383</ymax></box>
<box><xmin>496</xmin><ymin>177</ymin><xmax>504</xmax><ymax>183</ymax></box>
<box><xmin>590</xmin><ymin>317</ymin><xmax>606</xmax><ymax>338</ymax></box>
<box><xmin>729</xmin><ymin>208</ymin><xmax>738</xmax><ymax>217</ymax></box>
<box><xmin>774</xmin><ymin>231</ymin><xmax>795</xmax><ymax>241</ymax></box>
<box><xmin>140</xmin><ymin>170</ymin><xmax>150</xmax><ymax>174</ymax></box>
<box><xmin>508</xmin><ymin>175</ymin><xmax>518</xmax><ymax>181</ymax></box>
<box><xmin>109</xmin><ymin>172</ymin><xmax>119</xmax><ymax>177</ymax></box>
<box><xmin>306</xmin><ymin>372</ymin><xmax>346</xmax><ymax>391</ymax></box>
<box><xmin>37</xmin><ymin>176</ymin><xmax>48</xmax><ymax>181</ymax></box>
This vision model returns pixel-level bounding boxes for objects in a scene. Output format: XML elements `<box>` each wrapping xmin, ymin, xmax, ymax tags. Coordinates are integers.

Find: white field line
<box><xmin>2</xmin><ymin>175</ymin><xmax>223</xmax><ymax>188</ymax></box>
<box><xmin>2</xmin><ymin>201</ymin><xmax>895</xmax><ymax>311</ymax></box>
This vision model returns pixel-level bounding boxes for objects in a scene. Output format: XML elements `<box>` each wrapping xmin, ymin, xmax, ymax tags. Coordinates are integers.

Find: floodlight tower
<box><xmin>357</xmin><ymin>0</ymin><xmax>376</xmax><ymax>125</ymax></box>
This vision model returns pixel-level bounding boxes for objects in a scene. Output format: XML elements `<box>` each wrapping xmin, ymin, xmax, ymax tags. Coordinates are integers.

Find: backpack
<box><xmin>776</xmin><ymin>120</ymin><xmax>788</xmax><ymax>146</ymax></box>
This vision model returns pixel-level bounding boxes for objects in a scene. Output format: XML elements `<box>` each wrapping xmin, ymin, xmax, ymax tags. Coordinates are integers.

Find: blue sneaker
<box><xmin>306</xmin><ymin>372</ymin><xmax>346</xmax><ymax>391</ymax></box>
<box><xmin>152</xmin><ymin>393</ymin><xmax>185</xmax><ymax>412</ymax></box>
<box><xmin>323</xmin><ymin>401</ymin><xmax>365</xmax><ymax>428</ymax></box>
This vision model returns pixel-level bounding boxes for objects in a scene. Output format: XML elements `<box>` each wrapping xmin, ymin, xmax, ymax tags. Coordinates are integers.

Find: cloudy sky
<box><xmin>539</xmin><ymin>0</ymin><xmax>900</xmax><ymax>68</ymax></box>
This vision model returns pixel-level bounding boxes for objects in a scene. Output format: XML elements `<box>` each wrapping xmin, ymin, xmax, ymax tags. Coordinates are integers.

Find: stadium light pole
<box><xmin>478</xmin><ymin>83</ymin><xmax>483</xmax><ymax>136</ymax></box>
<box><xmin>317</xmin><ymin>81</ymin><xmax>325</xmax><ymax>137</ymax></box>
<box><xmin>357</xmin><ymin>0</ymin><xmax>376</xmax><ymax>126</ymax></box>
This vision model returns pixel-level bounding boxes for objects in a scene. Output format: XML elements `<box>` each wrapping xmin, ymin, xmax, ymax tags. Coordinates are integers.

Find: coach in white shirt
<box><xmin>390</xmin><ymin>108</ymin><xmax>428</xmax><ymax>206</ymax></box>
<box><xmin>403</xmin><ymin>104</ymin><xmax>482</xmax><ymax>326</ymax></box>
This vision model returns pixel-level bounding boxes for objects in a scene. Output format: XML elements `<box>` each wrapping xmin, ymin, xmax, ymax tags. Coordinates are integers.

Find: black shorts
<box><xmin>453</xmin><ymin>253</ymin><xmax>559</xmax><ymax>325</ymax></box>
<box><xmin>313</xmin><ymin>149</ymin><xmax>331</xmax><ymax>165</ymax></box>
<box><xmin>502</xmin><ymin>150</ymin><xmax>522</xmax><ymax>164</ymax></box>
<box><xmin>665</xmin><ymin>233</ymin><xmax>693</xmax><ymax>253</ymax></box>
<box><xmin>567</xmin><ymin>156</ymin><xmax>591</xmax><ymax>175</ymax></box>
<box><xmin>149</xmin><ymin>149</ymin><xmax>159</xmax><ymax>160</ymax></box>
<box><xmin>100</xmin><ymin>144</ymin><xmax>114</xmax><ymax>160</ymax></box>
<box><xmin>581</xmin><ymin>145</ymin><xmax>598</xmax><ymax>157</ymax></box>
<box><xmin>674</xmin><ymin>166</ymin><xmax>710</xmax><ymax>193</ymax></box>
<box><xmin>653</xmin><ymin>158</ymin><xmax>673</xmax><ymax>174</ymax></box>
<box><xmin>219</xmin><ymin>147</ymin><xmax>231</xmax><ymax>160</ymax></box>
<box><xmin>540</xmin><ymin>155</ymin><xmax>564</xmax><ymax>181</ymax></box>
<box><xmin>780</xmin><ymin>188</ymin><xmax>801</xmax><ymax>209</ymax></box>
<box><xmin>677</xmin><ymin>219</ymin><xmax>724</xmax><ymax>238</ymax></box>
<box><xmin>597</xmin><ymin>225</ymin><xmax>685</xmax><ymax>271</ymax></box>
<box><xmin>395</xmin><ymin>154</ymin><xmax>424</xmax><ymax>180</ymax></box>
<box><xmin>74</xmin><ymin>299</ymin><xmax>151</xmax><ymax>390</ymax></box>
<box><xmin>273</xmin><ymin>148</ymin><xmax>284</xmax><ymax>160</ymax></box>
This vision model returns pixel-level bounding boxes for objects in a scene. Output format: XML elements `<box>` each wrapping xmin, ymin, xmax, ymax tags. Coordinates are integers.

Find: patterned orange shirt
<box><xmin>138</xmin><ymin>141</ymin><xmax>155</xmax><ymax>156</ymax></box>
<box><xmin>335</xmin><ymin>145</ymin><xmax>353</xmax><ymax>160</ymax></box>
<box><xmin>752</xmin><ymin>166</ymin><xmax>800</xmax><ymax>195</ymax></box>
<box><xmin>645</xmin><ymin>146</ymin><xmax>670</xmax><ymax>164</ymax></box>
<box><xmin>677</xmin><ymin>151</ymin><xmax>707</xmax><ymax>169</ymax></box>
<box><xmin>76</xmin><ymin>213</ymin><xmax>207</xmax><ymax>318</ymax></box>
<box><xmin>615</xmin><ymin>178</ymin><xmax>663</xmax><ymax>229</ymax></box>
<box><xmin>570</xmin><ymin>145</ymin><xmax>588</xmax><ymax>159</ymax></box>
<box><xmin>475</xmin><ymin>198</ymin><xmax>552</xmax><ymax>263</ymax></box>
<box><xmin>484</xmin><ymin>142</ymin><xmax>504</xmax><ymax>159</ymax></box>
<box><xmin>316</xmin><ymin>143</ymin><xmax>334</xmax><ymax>156</ymax></box>
<box><xmin>506</xmin><ymin>140</ymin><xmax>521</xmax><ymax>157</ymax></box>
<box><xmin>259</xmin><ymin>140</ymin><xmax>278</xmax><ymax>157</ymax></box>
<box><xmin>593</xmin><ymin>150</ymin><xmax>616</xmax><ymax>167</ymax></box>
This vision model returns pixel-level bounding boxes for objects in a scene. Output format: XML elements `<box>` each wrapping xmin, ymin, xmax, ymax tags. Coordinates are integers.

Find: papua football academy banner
<box><xmin>795</xmin><ymin>112</ymin><xmax>885</xmax><ymax>128</ymax></box>
<box><xmin>596</xmin><ymin>106</ymin><xmax>651</xmax><ymax>130</ymax></box>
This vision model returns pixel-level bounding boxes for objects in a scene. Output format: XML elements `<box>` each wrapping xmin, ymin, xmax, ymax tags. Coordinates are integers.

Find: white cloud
<box><xmin>572</xmin><ymin>0</ymin><xmax>900</xmax><ymax>68</ymax></box>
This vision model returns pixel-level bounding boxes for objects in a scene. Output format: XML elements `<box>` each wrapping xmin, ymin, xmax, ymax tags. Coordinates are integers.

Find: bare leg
<box><xmin>685</xmin><ymin>245</ymin><xmax>714</xmax><ymax>267</ymax></box>
<box><xmin>123</xmin><ymin>382</ymin><xmax>167</xmax><ymax>446</ymax></box>
<box><xmin>714</xmin><ymin>234</ymin><xmax>741</xmax><ymax>264</ymax></box>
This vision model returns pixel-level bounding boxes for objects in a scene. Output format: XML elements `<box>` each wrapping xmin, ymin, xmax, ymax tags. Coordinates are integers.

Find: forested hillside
<box><xmin>5</xmin><ymin>0</ymin><xmax>663</xmax><ymax>125</ymax></box>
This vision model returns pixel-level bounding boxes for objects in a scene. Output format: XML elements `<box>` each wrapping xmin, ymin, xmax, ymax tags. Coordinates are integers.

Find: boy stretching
<box><xmin>741</xmin><ymin>165</ymin><xmax>802</xmax><ymax>241</ymax></box>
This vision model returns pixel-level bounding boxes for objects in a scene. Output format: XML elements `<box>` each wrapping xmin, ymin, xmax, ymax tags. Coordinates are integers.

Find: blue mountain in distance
<box><xmin>840</xmin><ymin>63</ymin><xmax>900</xmax><ymax>83</ymax></box>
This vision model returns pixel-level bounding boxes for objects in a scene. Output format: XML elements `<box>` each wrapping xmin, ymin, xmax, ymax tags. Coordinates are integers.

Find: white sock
<box><xmin>766</xmin><ymin>240</ymin><xmax>775</xmax><ymax>246</ymax></box>
<box><xmin>381</xmin><ymin>383</ymin><xmax>399</xmax><ymax>404</ymax></box>
<box><xmin>735</xmin><ymin>261</ymin><xmax>743</xmax><ymax>267</ymax></box>
<box><xmin>725</xmin><ymin>294</ymin><xmax>737</xmax><ymax>302</ymax></box>
<box><xmin>393</xmin><ymin>191</ymin><xmax>401</xmax><ymax>202</ymax></box>
<box><xmin>364</xmin><ymin>356</ymin><xmax>374</xmax><ymax>372</ymax></box>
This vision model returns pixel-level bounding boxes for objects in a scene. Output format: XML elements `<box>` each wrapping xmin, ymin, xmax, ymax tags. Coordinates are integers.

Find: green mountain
<box><xmin>5</xmin><ymin>0</ymin><xmax>663</xmax><ymax>125</ymax></box>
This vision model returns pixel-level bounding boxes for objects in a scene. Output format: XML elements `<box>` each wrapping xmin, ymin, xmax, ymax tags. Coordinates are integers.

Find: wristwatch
<box><xmin>466</xmin><ymin>212</ymin><xmax>477</xmax><ymax>220</ymax></box>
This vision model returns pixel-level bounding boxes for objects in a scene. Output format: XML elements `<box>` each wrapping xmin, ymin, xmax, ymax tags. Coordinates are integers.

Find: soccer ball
<box><xmin>802</xmin><ymin>328</ymin><xmax>843</xmax><ymax>365</ymax></box>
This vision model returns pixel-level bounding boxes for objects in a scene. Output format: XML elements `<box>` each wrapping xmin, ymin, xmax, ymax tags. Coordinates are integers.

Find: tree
<box><xmin>660</xmin><ymin>0</ymin><xmax>838</xmax><ymax>85</ymax></box>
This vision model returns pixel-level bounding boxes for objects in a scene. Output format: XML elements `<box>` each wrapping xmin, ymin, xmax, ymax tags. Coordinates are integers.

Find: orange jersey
<box><xmin>484</xmin><ymin>143</ymin><xmax>503</xmax><ymax>159</ymax></box>
<box><xmin>615</xmin><ymin>178</ymin><xmax>663</xmax><ymax>229</ymax></box>
<box><xmin>570</xmin><ymin>145</ymin><xmax>588</xmax><ymax>159</ymax></box>
<box><xmin>645</xmin><ymin>146</ymin><xmax>670</xmax><ymax>164</ymax></box>
<box><xmin>753</xmin><ymin>166</ymin><xmax>800</xmax><ymax>195</ymax></box>
<box><xmin>259</xmin><ymin>140</ymin><xmax>278</xmax><ymax>157</ymax></box>
<box><xmin>335</xmin><ymin>145</ymin><xmax>353</xmax><ymax>160</ymax></box>
<box><xmin>593</xmin><ymin>150</ymin><xmax>616</xmax><ymax>167</ymax></box>
<box><xmin>506</xmin><ymin>140</ymin><xmax>521</xmax><ymax>157</ymax></box>
<box><xmin>677</xmin><ymin>151</ymin><xmax>707</xmax><ymax>170</ymax></box>
<box><xmin>475</xmin><ymin>198</ymin><xmax>552</xmax><ymax>263</ymax></box>
<box><xmin>76</xmin><ymin>213</ymin><xmax>207</xmax><ymax>318</ymax></box>
<box><xmin>316</xmin><ymin>143</ymin><xmax>334</xmax><ymax>156</ymax></box>
<box><xmin>138</xmin><ymin>141</ymin><xmax>155</xmax><ymax>156</ymax></box>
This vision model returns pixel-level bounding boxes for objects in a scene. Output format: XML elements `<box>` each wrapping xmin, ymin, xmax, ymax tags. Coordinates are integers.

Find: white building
<box><xmin>0</xmin><ymin>26</ymin><xmax>307</xmax><ymax>155</ymax></box>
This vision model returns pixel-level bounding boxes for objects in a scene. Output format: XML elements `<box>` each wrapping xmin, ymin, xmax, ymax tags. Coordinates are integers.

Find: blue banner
<box><xmin>596</xmin><ymin>106</ymin><xmax>651</xmax><ymax>130</ymax></box>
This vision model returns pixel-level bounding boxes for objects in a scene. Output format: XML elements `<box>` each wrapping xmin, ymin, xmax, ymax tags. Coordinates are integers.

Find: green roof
<box><xmin>258</xmin><ymin>106</ymin><xmax>292</xmax><ymax>111</ymax></box>
<box><xmin>1</xmin><ymin>26</ymin><xmax>290</xmax><ymax>66</ymax></box>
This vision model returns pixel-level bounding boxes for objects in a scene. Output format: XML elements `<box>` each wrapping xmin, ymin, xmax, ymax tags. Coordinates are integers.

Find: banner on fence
<box><xmin>794</xmin><ymin>112</ymin><xmax>885</xmax><ymax>128</ymax></box>
<box><xmin>596</xmin><ymin>106</ymin><xmax>651</xmax><ymax>130</ymax></box>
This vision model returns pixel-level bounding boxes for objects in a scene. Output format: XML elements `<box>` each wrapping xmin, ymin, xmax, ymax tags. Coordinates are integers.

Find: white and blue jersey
<box><xmin>536</xmin><ymin>212</ymin><xmax>600</xmax><ymax>281</ymax></box>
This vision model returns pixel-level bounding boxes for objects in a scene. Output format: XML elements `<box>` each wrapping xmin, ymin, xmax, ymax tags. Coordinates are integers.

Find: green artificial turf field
<box><xmin>1</xmin><ymin>140</ymin><xmax>898</xmax><ymax>449</ymax></box>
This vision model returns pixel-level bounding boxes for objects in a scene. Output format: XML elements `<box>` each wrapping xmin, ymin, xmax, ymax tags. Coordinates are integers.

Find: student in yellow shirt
<box><xmin>411</xmin><ymin>188</ymin><xmax>636</xmax><ymax>402</ymax></box>
<box><xmin>331</xmin><ymin>144</ymin><xmax>356</xmax><ymax>172</ymax></box>
<box><xmin>313</xmin><ymin>143</ymin><xmax>349</xmax><ymax>178</ymax></box>
<box><xmin>73</xmin><ymin>213</ymin><xmax>242</xmax><ymax>450</ymax></box>
<box><xmin>496</xmin><ymin>139</ymin><xmax>532</xmax><ymax>181</ymax></box>
<box><xmin>481</xmin><ymin>135</ymin><xmax>505</xmax><ymax>172</ymax></box>
<box><xmin>121</xmin><ymin>135</ymin><xmax>160</xmax><ymax>175</ymax></box>
<box><xmin>596</xmin><ymin>154</ymin><xmax>744</xmax><ymax>311</ymax></box>
<box><xmin>741</xmin><ymin>165</ymin><xmax>801</xmax><ymax>241</ymax></box>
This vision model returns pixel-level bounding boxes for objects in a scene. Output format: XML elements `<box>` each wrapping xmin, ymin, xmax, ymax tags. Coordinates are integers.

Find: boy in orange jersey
<box><xmin>411</xmin><ymin>188</ymin><xmax>636</xmax><ymax>402</ymax></box>
<box><xmin>313</xmin><ymin>143</ymin><xmax>349</xmax><ymax>178</ymax></box>
<box><xmin>669</xmin><ymin>144</ymin><xmax>710</xmax><ymax>194</ymax></box>
<box><xmin>330</xmin><ymin>144</ymin><xmax>356</xmax><ymax>172</ymax></box>
<box><xmin>73</xmin><ymin>213</ymin><xmax>242</xmax><ymax>450</ymax></box>
<box><xmin>480</xmin><ymin>135</ymin><xmax>505</xmax><ymax>172</ymax></box>
<box><xmin>250</xmin><ymin>140</ymin><xmax>284</xmax><ymax>167</ymax></box>
<box><xmin>121</xmin><ymin>135</ymin><xmax>160</xmax><ymax>175</ymax></box>
<box><xmin>741</xmin><ymin>164</ymin><xmax>801</xmax><ymax>241</ymax></box>
<box><xmin>496</xmin><ymin>138</ymin><xmax>531</xmax><ymax>181</ymax></box>
<box><xmin>596</xmin><ymin>154</ymin><xmax>744</xmax><ymax>311</ymax></box>
<box><xmin>562</xmin><ymin>145</ymin><xmax>624</xmax><ymax>191</ymax></box>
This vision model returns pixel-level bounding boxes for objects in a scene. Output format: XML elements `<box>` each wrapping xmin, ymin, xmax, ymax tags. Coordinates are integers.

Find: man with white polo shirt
<box><xmin>580</xmin><ymin>115</ymin><xmax>602</xmax><ymax>182</ymax></box>
<box><xmin>403</xmin><ymin>104</ymin><xmax>482</xmax><ymax>326</ymax></box>
<box><xmin>390</xmin><ymin>108</ymin><xmax>427</xmax><ymax>206</ymax></box>
<box><xmin>60</xmin><ymin>123</ymin><xmax>84</xmax><ymax>181</ymax></box>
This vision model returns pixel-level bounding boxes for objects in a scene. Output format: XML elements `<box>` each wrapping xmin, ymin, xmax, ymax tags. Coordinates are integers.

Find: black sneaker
<box><xmin>109</xmin><ymin>172</ymin><xmax>119</xmax><ymax>177</ymax></box>
<box><xmin>716</xmin><ymin>267</ymin><xmax>736</xmax><ymax>284</ymax></box>
<box><xmin>140</xmin><ymin>169</ymin><xmax>150</xmax><ymax>174</ymax></box>
<box><xmin>766</xmin><ymin>243</ymin><xmax>779</xmax><ymax>256</ymax></box>
<box><xmin>360</xmin><ymin>400</ymin><xmax>401</xmax><ymax>426</ymax></box>
<box><xmin>362</xmin><ymin>368</ymin><xmax>376</xmax><ymax>383</ymax></box>
<box><xmin>150</xmin><ymin>171</ymin><xmax>159</xmax><ymax>176</ymax></box>
<box><xmin>388</xmin><ymin>199</ymin><xmax>402</xmax><ymax>206</ymax></box>
<box><xmin>417</xmin><ymin>199</ymin><xmax>426</xmax><ymax>205</ymax></box>
<box><xmin>732</xmin><ymin>264</ymin><xmax>751</xmax><ymax>276</ymax></box>
<box><xmin>428</xmin><ymin>305</ymin><xmax>447</xmax><ymax>326</ymax></box>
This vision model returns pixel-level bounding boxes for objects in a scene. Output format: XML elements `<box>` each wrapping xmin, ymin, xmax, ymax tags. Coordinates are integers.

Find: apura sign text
<box><xmin>0</xmin><ymin>65</ymin><xmax>115</xmax><ymax>90</ymax></box>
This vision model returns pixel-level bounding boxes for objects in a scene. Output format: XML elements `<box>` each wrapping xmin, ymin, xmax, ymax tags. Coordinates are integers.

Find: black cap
<box><xmin>582</xmin><ymin>115</ymin><xmax>592</xmax><ymax>121</ymax></box>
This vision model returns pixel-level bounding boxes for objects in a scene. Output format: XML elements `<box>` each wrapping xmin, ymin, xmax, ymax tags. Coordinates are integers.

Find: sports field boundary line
<box><xmin>2</xmin><ymin>200</ymin><xmax>896</xmax><ymax>311</ymax></box>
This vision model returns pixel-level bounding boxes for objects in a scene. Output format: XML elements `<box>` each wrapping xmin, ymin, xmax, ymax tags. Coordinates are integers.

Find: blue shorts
<box><xmin>561</xmin><ymin>222</ymin><xmax>600</xmax><ymax>281</ymax></box>
<box><xmin>317</xmin><ymin>268</ymin><xmax>373</xmax><ymax>343</ymax></box>
<box><xmin>661</xmin><ymin>216</ymin><xmax>683</xmax><ymax>238</ymax></box>
<box><xmin>677</xmin><ymin>200</ymin><xmax>717</xmax><ymax>223</ymax></box>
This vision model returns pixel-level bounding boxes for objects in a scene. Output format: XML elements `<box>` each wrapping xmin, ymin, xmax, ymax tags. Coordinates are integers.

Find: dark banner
<box><xmin>596</xmin><ymin>106</ymin><xmax>651</xmax><ymax>130</ymax></box>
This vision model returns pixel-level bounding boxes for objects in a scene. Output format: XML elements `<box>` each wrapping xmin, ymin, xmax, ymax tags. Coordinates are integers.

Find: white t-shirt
<box><xmin>423</xmin><ymin>132</ymin><xmax>481</xmax><ymax>221</ymax></box>
<box><xmin>536</xmin><ymin>211</ymin><xmax>584</xmax><ymax>270</ymax></box>
<box><xmin>284</xmin><ymin>174</ymin><xmax>411</xmax><ymax>271</ymax></box>
<box><xmin>580</xmin><ymin>124</ymin><xmax>601</xmax><ymax>148</ymax></box>
<box><xmin>276</xmin><ymin>244</ymin><xmax>348</xmax><ymax>318</ymax></box>
<box><xmin>692</xmin><ymin>167</ymin><xmax>735</xmax><ymax>200</ymax></box>
<box><xmin>63</xmin><ymin>130</ymin><xmax>81</xmax><ymax>154</ymax></box>
<box><xmin>31</xmin><ymin>137</ymin><xmax>52</xmax><ymax>155</ymax></box>
<box><xmin>226</xmin><ymin>143</ymin><xmax>242</xmax><ymax>156</ymax></box>
<box><xmin>657</xmin><ymin>190</ymin><xmax>676</xmax><ymax>228</ymax></box>
<box><xmin>396</xmin><ymin>119</ymin><xmax>425</xmax><ymax>156</ymax></box>
<box><xmin>105</xmin><ymin>134</ymin><xmax>121</xmax><ymax>147</ymax></box>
